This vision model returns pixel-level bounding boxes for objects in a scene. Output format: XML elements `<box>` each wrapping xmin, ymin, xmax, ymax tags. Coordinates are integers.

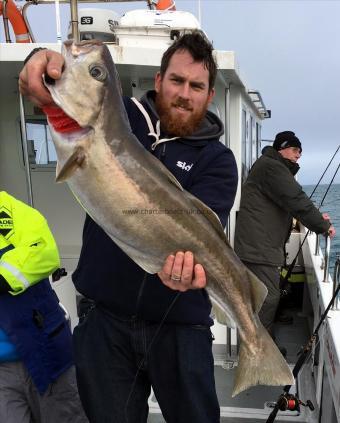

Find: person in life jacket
<box><xmin>0</xmin><ymin>191</ymin><xmax>88</xmax><ymax>423</ymax></box>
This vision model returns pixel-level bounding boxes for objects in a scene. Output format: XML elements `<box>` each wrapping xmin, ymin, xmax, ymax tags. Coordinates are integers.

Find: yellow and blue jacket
<box><xmin>0</xmin><ymin>191</ymin><xmax>73</xmax><ymax>394</ymax></box>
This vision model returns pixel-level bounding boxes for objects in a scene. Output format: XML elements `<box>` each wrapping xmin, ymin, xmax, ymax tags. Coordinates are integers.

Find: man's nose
<box><xmin>179</xmin><ymin>82</ymin><xmax>190</xmax><ymax>98</ymax></box>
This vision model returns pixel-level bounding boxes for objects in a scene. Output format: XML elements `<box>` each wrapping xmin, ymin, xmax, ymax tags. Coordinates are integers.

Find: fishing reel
<box><xmin>276</xmin><ymin>393</ymin><xmax>314</xmax><ymax>412</ymax></box>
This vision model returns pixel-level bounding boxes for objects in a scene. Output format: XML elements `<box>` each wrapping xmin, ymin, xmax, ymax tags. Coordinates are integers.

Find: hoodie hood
<box><xmin>140</xmin><ymin>90</ymin><xmax>224</xmax><ymax>146</ymax></box>
<box><xmin>262</xmin><ymin>146</ymin><xmax>300</xmax><ymax>176</ymax></box>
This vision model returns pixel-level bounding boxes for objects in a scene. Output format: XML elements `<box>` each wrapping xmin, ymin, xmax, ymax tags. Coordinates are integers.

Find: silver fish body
<box><xmin>46</xmin><ymin>40</ymin><xmax>294</xmax><ymax>396</ymax></box>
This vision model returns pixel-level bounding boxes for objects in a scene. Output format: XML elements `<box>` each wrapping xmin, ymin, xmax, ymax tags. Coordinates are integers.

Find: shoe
<box><xmin>276</xmin><ymin>313</ymin><xmax>293</xmax><ymax>325</ymax></box>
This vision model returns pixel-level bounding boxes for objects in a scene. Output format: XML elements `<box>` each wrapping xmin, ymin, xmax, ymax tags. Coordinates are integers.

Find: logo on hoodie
<box><xmin>176</xmin><ymin>161</ymin><xmax>193</xmax><ymax>172</ymax></box>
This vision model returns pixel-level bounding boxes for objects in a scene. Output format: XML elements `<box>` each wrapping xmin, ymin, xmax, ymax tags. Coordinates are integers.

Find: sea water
<box><xmin>303</xmin><ymin>183</ymin><xmax>340</xmax><ymax>274</ymax></box>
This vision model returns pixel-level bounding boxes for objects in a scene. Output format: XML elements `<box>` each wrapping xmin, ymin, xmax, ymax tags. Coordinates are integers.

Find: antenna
<box><xmin>198</xmin><ymin>0</ymin><xmax>201</xmax><ymax>27</ymax></box>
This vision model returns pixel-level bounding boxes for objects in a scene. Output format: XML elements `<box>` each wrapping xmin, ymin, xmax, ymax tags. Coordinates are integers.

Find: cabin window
<box><xmin>22</xmin><ymin>120</ymin><xmax>57</xmax><ymax>166</ymax></box>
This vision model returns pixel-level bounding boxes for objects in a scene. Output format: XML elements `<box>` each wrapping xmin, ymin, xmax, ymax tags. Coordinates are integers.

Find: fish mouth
<box><xmin>42</xmin><ymin>77</ymin><xmax>92</xmax><ymax>137</ymax></box>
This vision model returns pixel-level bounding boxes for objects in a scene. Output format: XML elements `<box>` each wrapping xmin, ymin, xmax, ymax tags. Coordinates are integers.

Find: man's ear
<box><xmin>155</xmin><ymin>71</ymin><xmax>162</xmax><ymax>93</ymax></box>
<box><xmin>207</xmin><ymin>88</ymin><xmax>215</xmax><ymax>105</ymax></box>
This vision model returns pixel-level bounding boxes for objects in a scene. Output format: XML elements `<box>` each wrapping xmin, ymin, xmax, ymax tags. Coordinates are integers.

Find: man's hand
<box><xmin>328</xmin><ymin>225</ymin><xmax>336</xmax><ymax>239</ymax></box>
<box><xmin>19</xmin><ymin>49</ymin><xmax>64</xmax><ymax>107</ymax></box>
<box><xmin>322</xmin><ymin>213</ymin><xmax>336</xmax><ymax>239</ymax></box>
<box><xmin>158</xmin><ymin>251</ymin><xmax>206</xmax><ymax>292</ymax></box>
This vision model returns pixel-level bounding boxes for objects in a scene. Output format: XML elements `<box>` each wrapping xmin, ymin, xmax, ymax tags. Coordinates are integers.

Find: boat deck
<box><xmin>148</xmin><ymin>287</ymin><xmax>317</xmax><ymax>422</ymax></box>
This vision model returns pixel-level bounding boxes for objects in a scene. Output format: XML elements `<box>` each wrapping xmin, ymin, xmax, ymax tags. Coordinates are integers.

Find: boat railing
<box><xmin>322</xmin><ymin>235</ymin><xmax>331</xmax><ymax>283</ymax></box>
<box><xmin>1</xmin><ymin>0</ymin><xmax>148</xmax><ymax>43</ymax></box>
<box><xmin>314</xmin><ymin>233</ymin><xmax>332</xmax><ymax>283</ymax></box>
<box><xmin>332</xmin><ymin>253</ymin><xmax>340</xmax><ymax>310</ymax></box>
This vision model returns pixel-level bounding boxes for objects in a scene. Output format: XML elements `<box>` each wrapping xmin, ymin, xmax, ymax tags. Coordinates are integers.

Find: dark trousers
<box><xmin>73</xmin><ymin>305</ymin><xmax>220</xmax><ymax>423</ymax></box>
<box><xmin>242</xmin><ymin>262</ymin><xmax>280</xmax><ymax>337</ymax></box>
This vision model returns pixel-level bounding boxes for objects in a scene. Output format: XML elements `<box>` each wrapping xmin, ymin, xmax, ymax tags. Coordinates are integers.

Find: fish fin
<box><xmin>56</xmin><ymin>147</ymin><xmax>86</xmax><ymax>183</ymax></box>
<box><xmin>145</xmin><ymin>152</ymin><xmax>184</xmax><ymax>191</ymax></box>
<box><xmin>188</xmin><ymin>194</ymin><xmax>229</xmax><ymax>244</ymax></box>
<box><xmin>232</xmin><ymin>318</ymin><xmax>294</xmax><ymax>397</ymax></box>
<box><xmin>210</xmin><ymin>297</ymin><xmax>236</xmax><ymax>327</ymax></box>
<box><xmin>246</xmin><ymin>269</ymin><xmax>268</xmax><ymax>313</ymax></box>
<box><xmin>166</xmin><ymin>170</ymin><xmax>184</xmax><ymax>191</ymax></box>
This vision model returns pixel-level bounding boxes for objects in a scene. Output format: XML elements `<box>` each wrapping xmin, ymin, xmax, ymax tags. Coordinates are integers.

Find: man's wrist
<box><xmin>24</xmin><ymin>47</ymin><xmax>47</xmax><ymax>65</ymax></box>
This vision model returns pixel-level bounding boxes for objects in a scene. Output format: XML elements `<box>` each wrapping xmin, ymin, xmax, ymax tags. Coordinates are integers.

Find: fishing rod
<box><xmin>266</xmin><ymin>281</ymin><xmax>340</xmax><ymax>423</ymax></box>
<box><xmin>308</xmin><ymin>145</ymin><xmax>339</xmax><ymax>199</ymax></box>
<box><xmin>280</xmin><ymin>146</ymin><xmax>340</xmax><ymax>292</ymax></box>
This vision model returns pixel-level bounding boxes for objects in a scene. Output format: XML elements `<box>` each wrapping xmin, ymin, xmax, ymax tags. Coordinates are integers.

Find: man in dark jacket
<box><xmin>19</xmin><ymin>32</ymin><xmax>238</xmax><ymax>423</ymax></box>
<box><xmin>234</xmin><ymin>131</ymin><xmax>335</xmax><ymax>338</ymax></box>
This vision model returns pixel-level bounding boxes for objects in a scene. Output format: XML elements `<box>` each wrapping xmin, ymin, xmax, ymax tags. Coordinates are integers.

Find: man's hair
<box><xmin>160</xmin><ymin>30</ymin><xmax>217</xmax><ymax>90</ymax></box>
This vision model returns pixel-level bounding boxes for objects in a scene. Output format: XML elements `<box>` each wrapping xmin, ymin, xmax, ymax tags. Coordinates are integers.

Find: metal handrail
<box><xmin>1</xmin><ymin>0</ymin><xmax>12</xmax><ymax>42</ymax></box>
<box><xmin>315</xmin><ymin>233</ymin><xmax>320</xmax><ymax>256</ymax></box>
<box><xmin>322</xmin><ymin>235</ymin><xmax>331</xmax><ymax>282</ymax></box>
<box><xmin>0</xmin><ymin>0</ymin><xmax>147</xmax><ymax>43</ymax></box>
<box><xmin>332</xmin><ymin>254</ymin><xmax>340</xmax><ymax>310</ymax></box>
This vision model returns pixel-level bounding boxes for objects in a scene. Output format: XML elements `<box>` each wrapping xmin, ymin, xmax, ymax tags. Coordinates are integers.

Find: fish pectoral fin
<box><xmin>56</xmin><ymin>147</ymin><xmax>86</xmax><ymax>183</ymax></box>
<box><xmin>187</xmin><ymin>194</ymin><xmax>229</xmax><ymax>245</ymax></box>
<box><xmin>148</xmin><ymin>152</ymin><xmax>184</xmax><ymax>191</ymax></box>
<box><xmin>246</xmin><ymin>269</ymin><xmax>268</xmax><ymax>314</ymax></box>
<box><xmin>209</xmin><ymin>294</ymin><xmax>236</xmax><ymax>328</ymax></box>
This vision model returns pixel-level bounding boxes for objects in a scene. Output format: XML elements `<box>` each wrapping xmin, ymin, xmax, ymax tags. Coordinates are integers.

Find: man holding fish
<box><xmin>20</xmin><ymin>31</ymin><xmax>238</xmax><ymax>422</ymax></box>
<box><xmin>19</xmin><ymin>31</ymin><xmax>292</xmax><ymax>422</ymax></box>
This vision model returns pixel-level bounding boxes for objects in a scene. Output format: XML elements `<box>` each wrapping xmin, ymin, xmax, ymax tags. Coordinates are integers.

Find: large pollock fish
<box><xmin>44</xmin><ymin>40</ymin><xmax>293</xmax><ymax>396</ymax></box>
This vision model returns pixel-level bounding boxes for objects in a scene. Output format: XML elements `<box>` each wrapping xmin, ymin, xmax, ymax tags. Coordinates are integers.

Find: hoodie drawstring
<box><xmin>131</xmin><ymin>97</ymin><xmax>179</xmax><ymax>150</ymax></box>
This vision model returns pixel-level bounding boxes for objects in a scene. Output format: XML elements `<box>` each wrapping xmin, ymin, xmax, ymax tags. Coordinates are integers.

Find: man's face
<box><xmin>154</xmin><ymin>50</ymin><xmax>215</xmax><ymax>137</ymax></box>
<box><xmin>278</xmin><ymin>147</ymin><xmax>302</xmax><ymax>163</ymax></box>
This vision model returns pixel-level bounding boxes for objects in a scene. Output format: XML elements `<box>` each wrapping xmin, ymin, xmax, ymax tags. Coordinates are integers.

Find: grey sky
<box><xmin>3</xmin><ymin>0</ymin><xmax>340</xmax><ymax>184</ymax></box>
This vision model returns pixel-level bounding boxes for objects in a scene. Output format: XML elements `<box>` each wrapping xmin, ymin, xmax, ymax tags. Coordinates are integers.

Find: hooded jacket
<box><xmin>72</xmin><ymin>90</ymin><xmax>238</xmax><ymax>326</ymax></box>
<box><xmin>234</xmin><ymin>146</ymin><xmax>330</xmax><ymax>266</ymax></box>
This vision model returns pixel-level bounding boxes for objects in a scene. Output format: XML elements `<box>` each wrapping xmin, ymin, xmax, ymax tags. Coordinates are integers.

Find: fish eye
<box><xmin>89</xmin><ymin>65</ymin><xmax>107</xmax><ymax>82</ymax></box>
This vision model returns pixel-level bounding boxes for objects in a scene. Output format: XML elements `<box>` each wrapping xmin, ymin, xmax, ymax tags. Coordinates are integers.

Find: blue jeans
<box><xmin>73</xmin><ymin>304</ymin><xmax>220</xmax><ymax>423</ymax></box>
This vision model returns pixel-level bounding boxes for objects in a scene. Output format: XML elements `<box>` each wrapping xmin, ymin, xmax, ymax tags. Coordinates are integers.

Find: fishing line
<box><xmin>320</xmin><ymin>196</ymin><xmax>340</xmax><ymax>207</ymax></box>
<box><xmin>124</xmin><ymin>291</ymin><xmax>181</xmax><ymax>423</ymax></box>
<box><xmin>308</xmin><ymin>145</ymin><xmax>339</xmax><ymax>199</ymax></box>
<box><xmin>318</xmin><ymin>162</ymin><xmax>340</xmax><ymax>208</ymax></box>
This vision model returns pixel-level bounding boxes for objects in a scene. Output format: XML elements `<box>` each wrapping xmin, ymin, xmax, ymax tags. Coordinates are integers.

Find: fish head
<box><xmin>45</xmin><ymin>39</ymin><xmax>119</xmax><ymax>129</ymax></box>
<box><xmin>44</xmin><ymin>40</ymin><xmax>125</xmax><ymax>182</ymax></box>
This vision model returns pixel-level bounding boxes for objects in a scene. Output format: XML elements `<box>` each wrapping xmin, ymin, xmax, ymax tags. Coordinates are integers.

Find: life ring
<box><xmin>155</xmin><ymin>0</ymin><xmax>176</xmax><ymax>11</ymax></box>
<box><xmin>0</xmin><ymin>0</ymin><xmax>30</xmax><ymax>43</ymax></box>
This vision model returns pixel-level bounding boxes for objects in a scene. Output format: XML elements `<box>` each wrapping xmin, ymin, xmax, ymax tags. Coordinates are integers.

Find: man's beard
<box><xmin>155</xmin><ymin>91</ymin><xmax>208</xmax><ymax>137</ymax></box>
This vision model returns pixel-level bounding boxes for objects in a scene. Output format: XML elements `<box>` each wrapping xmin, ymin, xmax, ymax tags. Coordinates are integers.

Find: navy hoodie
<box><xmin>72</xmin><ymin>91</ymin><xmax>238</xmax><ymax>326</ymax></box>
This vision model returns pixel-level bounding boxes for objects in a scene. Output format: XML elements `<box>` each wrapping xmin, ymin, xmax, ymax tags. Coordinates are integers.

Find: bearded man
<box><xmin>19</xmin><ymin>31</ymin><xmax>238</xmax><ymax>423</ymax></box>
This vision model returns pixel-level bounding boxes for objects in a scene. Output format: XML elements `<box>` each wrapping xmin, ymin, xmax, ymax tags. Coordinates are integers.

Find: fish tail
<box><xmin>232</xmin><ymin>319</ymin><xmax>294</xmax><ymax>397</ymax></box>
